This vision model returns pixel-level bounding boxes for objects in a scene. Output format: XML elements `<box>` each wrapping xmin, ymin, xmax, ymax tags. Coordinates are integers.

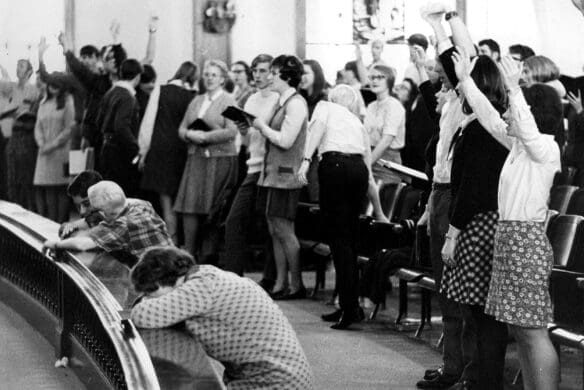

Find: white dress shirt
<box><xmin>459</xmin><ymin>78</ymin><xmax>561</xmax><ymax>222</ymax></box>
<box><xmin>309</xmin><ymin>101</ymin><xmax>368</xmax><ymax>156</ymax></box>
<box><xmin>432</xmin><ymin>91</ymin><xmax>465</xmax><ymax>184</ymax></box>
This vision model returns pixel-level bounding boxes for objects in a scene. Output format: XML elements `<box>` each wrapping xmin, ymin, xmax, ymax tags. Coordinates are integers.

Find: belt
<box><xmin>432</xmin><ymin>182</ymin><xmax>451</xmax><ymax>190</ymax></box>
<box><xmin>322</xmin><ymin>151</ymin><xmax>363</xmax><ymax>159</ymax></box>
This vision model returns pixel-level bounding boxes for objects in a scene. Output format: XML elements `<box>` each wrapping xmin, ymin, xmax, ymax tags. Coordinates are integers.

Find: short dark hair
<box><xmin>271</xmin><ymin>55</ymin><xmax>304</xmax><ymax>88</ymax></box>
<box><xmin>80</xmin><ymin>45</ymin><xmax>99</xmax><ymax>58</ymax></box>
<box><xmin>462</xmin><ymin>55</ymin><xmax>508</xmax><ymax>115</ymax></box>
<box><xmin>67</xmin><ymin>170</ymin><xmax>103</xmax><ymax>198</ymax></box>
<box><xmin>120</xmin><ymin>59</ymin><xmax>143</xmax><ymax>81</ymax></box>
<box><xmin>344</xmin><ymin>60</ymin><xmax>360</xmax><ymax>82</ymax></box>
<box><xmin>478</xmin><ymin>39</ymin><xmax>500</xmax><ymax>55</ymax></box>
<box><xmin>251</xmin><ymin>54</ymin><xmax>273</xmax><ymax>69</ymax></box>
<box><xmin>131</xmin><ymin>246</ymin><xmax>197</xmax><ymax>293</ymax></box>
<box><xmin>509</xmin><ymin>44</ymin><xmax>535</xmax><ymax>61</ymax></box>
<box><xmin>522</xmin><ymin>84</ymin><xmax>563</xmax><ymax>137</ymax></box>
<box><xmin>232</xmin><ymin>60</ymin><xmax>252</xmax><ymax>82</ymax></box>
<box><xmin>407</xmin><ymin>33</ymin><xmax>429</xmax><ymax>51</ymax></box>
<box><xmin>140</xmin><ymin>64</ymin><xmax>157</xmax><ymax>84</ymax></box>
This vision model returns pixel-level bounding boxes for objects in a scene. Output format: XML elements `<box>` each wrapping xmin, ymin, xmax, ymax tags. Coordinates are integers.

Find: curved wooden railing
<box><xmin>0</xmin><ymin>201</ymin><xmax>160</xmax><ymax>390</ymax></box>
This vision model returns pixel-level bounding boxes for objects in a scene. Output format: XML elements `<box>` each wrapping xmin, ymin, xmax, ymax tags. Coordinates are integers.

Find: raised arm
<box><xmin>59</xmin><ymin>32</ymin><xmax>99</xmax><ymax>90</ymax></box>
<box><xmin>142</xmin><ymin>16</ymin><xmax>158</xmax><ymax>65</ymax></box>
<box><xmin>453</xmin><ymin>47</ymin><xmax>512</xmax><ymax>149</ymax></box>
<box><xmin>355</xmin><ymin>43</ymin><xmax>369</xmax><ymax>88</ymax></box>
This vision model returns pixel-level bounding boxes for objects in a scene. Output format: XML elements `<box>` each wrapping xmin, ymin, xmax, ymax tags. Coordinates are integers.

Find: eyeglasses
<box><xmin>369</xmin><ymin>74</ymin><xmax>386</xmax><ymax>81</ymax></box>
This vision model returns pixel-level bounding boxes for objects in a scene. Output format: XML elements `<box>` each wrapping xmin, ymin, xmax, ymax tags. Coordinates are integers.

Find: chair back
<box><xmin>547</xmin><ymin>214</ymin><xmax>584</xmax><ymax>271</ymax></box>
<box><xmin>566</xmin><ymin>188</ymin><xmax>584</xmax><ymax>216</ymax></box>
<box><xmin>549</xmin><ymin>185</ymin><xmax>578</xmax><ymax>214</ymax></box>
<box><xmin>553</xmin><ymin>166</ymin><xmax>577</xmax><ymax>186</ymax></box>
<box><xmin>379</xmin><ymin>182</ymin><xmax>406</xmax><ymax>221</ymax></box>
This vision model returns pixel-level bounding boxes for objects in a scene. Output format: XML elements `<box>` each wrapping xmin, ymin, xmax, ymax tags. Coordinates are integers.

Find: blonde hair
<box><xmin>88</xmin><ymin>181</ymin><xmax>126</xmax><ymax>214</ymax></box>
<box><xmin>523</xmin><ymin>55</ymin><xmax>560</xmax><ymax>85</ymax></box>
<box><xmin>204</xmin><ymin>59</ymin><xmax>229</xmax><ymax>81</ymax></box>
<box><xmin>328</xmin><ymin>84</ymin><xmax>360</xmax><ymax>117</ymax></box>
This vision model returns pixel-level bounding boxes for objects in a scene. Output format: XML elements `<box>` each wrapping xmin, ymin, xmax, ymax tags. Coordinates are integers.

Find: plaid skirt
<box><xmin>440</xmin><ymin>211</ymin><xmax>498</xmax><ymax>306</ymax></box>
<box><xmin>485</xmin><ymin>221</ymin><xmax>553</xmax><ymax>328</ymax></box>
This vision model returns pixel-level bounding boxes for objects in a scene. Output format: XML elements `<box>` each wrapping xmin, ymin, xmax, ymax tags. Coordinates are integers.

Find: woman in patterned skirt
<box><xmin>455</xmin><ymin>53</ymin><xmax>561</xmax><ymax>389</ymax></box>
<box><xmin>439</xmin><ymin>49</ymin><xmax>509</xmax><ymax>390</ymax></box>
<box><xmin>130</xmin><ymin>246</ymin><xmax>314</xmax><ymax>390</ymax></box>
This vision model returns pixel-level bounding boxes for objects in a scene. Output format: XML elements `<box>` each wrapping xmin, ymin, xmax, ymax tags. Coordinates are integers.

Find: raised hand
<box><xmin>38</xmin><ymin>36</ymin><xmax>49</xmax><ymax>57</ymax></box>
<box><xmin>451</xmin><ymin>45</ymin><xmax>477</xmax><ymax>83</ymax></box>
<box><xmin>420</xmin><ymin>2</ymin><xmax>449</xmax><ymax>24</ymax></box>
<box><xmin>354</xmin><ymin>42</ymin><xmax>363</xmax><ymax>61</ymax></box>
<box><xmin>497</xmin><ymin>56</ymin><xmax>522</xmax><ymax>92</ymax></box>
<box><xmin>148</xmin><ymin>15</ymin><xmax>159</xmax><ymax>32</ymax></box>
<box><xmin>57</xmin><ymin>31</ymin><xmax>71</xmax><ymax>52</ymax></box>
<box><xmin>110</xmin><ymin>19</ymin><xmax>121</xmax><ymax>43</ymax></box>
<box><xmin>411</xmin><ymin>45</ymin><xmax>427</xmax><ymax>69</ymax></box>
<box><xmin>567</xmin><ymin>90</ymin><xmax>583</xmax><ymax>114</ymax></box>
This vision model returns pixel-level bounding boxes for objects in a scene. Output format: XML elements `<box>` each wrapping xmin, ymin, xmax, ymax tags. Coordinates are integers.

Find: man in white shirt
<box><xmin>224</xmin><ymin>54</ymin><xmax>279</xmax><ymax>288</ymax></box>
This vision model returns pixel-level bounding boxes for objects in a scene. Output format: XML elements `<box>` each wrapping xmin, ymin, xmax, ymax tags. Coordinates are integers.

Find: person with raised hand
<box><xmin>454</xmin><ymin>48</ymin><xmax>561</xmax><ymax>390</ymax></box>
<box><xmin>415</xmin><ymin>4</ymin><xmax>479</xmax><ymax>389</ymax></box>
<box><xmin>439</xmin><ymin>44</ymin><xmax>510</xmax><ymax>390</ymax></box>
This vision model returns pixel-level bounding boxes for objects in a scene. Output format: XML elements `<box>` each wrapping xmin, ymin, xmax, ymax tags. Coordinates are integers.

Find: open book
<box><xmin>221</xmin><ymin>105</ymin><xmax>255</xmax><ymax>126</ymax></box>
<box><xmin>378</xmin><ymin>159</ymin><xmax>429</xmax><ymax>182</ymax></box>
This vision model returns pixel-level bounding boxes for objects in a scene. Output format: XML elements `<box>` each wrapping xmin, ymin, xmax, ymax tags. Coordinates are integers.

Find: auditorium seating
<box><xmin>549</xmin><ymin>185</ymin><xmax>579</xmax><ymax>214</ymax></box>
<box><xmin>566</xmin><ymin>188</ymin><xmax>584</xmax><ymax>217</ymax></box>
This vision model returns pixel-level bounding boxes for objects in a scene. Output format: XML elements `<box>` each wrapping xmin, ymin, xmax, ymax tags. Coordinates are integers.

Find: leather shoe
<box><xmin>270</xmin><ymin>288</ymin><xmax>289</xmax><ymax>299</ymax></box>
<box><xmin>416</xmin><ymin>371</ymin><xmax>458</xmax><ymax>389</ymax></box>
<box><xmin>258</xmin><ymin>279</ymin><xmax>275</xmax><ymax>292</ymax></box>
<box><xmin>330</xmin><ymin>307</ymin><xmax>365</xmax><ymax>330</ymax></box>
<box><xmin>321</xmin><ymin>309</ymin><xmax>343</xmax><ymax>322</ymax></box>
<box><xmin>424</xmin><ymin>366</ymin><xmax>443</xmax><ymax>380</ymax></box>
<box><xmin>274</xmin><ymin>286</ymin><xmax>307</xmax><ymax>300</ymax></box>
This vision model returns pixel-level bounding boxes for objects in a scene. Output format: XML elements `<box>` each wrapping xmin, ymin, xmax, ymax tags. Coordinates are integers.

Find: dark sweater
<box><xmin>96</xmin><ymin>85</ymin><xmax>140</xmax><ymax>159</ymax></box>
<box><xmin>449</xmin><ymin>119</ymin><xmax>508</xmax><ymax>230</ymax></box>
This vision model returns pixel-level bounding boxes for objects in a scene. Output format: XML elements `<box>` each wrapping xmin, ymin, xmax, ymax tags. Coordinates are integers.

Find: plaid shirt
<box><xmin>89</xmin><ymin>199</ymin><xmax>172</xmax><ymax>258</ymax></box>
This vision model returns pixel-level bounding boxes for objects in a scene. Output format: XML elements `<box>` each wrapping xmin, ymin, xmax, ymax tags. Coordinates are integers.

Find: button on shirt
<box><xmin>309</xmin><ymin>101</ymin><xmax>367</xmax><ymax>156</ymax></box>
<box><xmin>432</xmin><ymin>91</ymin><xmax>465</xmax><ymax>184</ymax></box>
<box><xmin>459</xmin><ymin>78</ymin><xmax>561</xmax><ymax>222</ymax></box>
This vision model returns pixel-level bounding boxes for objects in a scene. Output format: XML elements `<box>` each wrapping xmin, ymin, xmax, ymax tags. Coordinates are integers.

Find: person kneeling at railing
<box><xmin>130</xmin><ymin>246</ymin><xmax>315</xmax><ymax>390</ymax></box>
<box><xmin>43</xmin><ymin>180</ymin><xmax>173</xmax><ymax>267</ymax></box>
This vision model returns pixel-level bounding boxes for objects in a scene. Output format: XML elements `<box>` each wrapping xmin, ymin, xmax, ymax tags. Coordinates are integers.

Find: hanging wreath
<box><xmin>203</xmin><ymin>0</ymin><xmax>237</xmax><ymax>34</ymax></box>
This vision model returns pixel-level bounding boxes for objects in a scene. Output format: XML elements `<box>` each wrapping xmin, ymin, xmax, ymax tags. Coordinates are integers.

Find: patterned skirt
<box><xmin>485</xmin><ymin>221</ymin><xmax>553</xmax><ymax>328</ymax></box>
<box><xmin>440</xmin><ymin>211</ymin><xmax>498</xmax><ymax>306</ymax></box>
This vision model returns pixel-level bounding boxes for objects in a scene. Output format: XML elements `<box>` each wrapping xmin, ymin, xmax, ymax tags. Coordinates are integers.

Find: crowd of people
<box><xmin>1</xmin><ymin>2</ymin><xmax>583</xmax><ymax>389</ymax></box>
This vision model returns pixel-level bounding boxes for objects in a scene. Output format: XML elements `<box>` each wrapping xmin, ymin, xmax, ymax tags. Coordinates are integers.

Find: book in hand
<box><xmin>221</xmin><ymin>105</ymin><xmax>256</xmax><ymax>126</ymax></box>
<box><xmin>0</xmin><ymin>106</ymin><xmax>18</xmax><ymax>120</ymax></box>
<box><xmin>378</xmin><ymin>159</ymin><xmax>429</xmax><ymax>182</ymax></box>
<box><xmin>188</xmin><ymin>118</ymin><xmax>211</xmax><ymax>132</ymax></box>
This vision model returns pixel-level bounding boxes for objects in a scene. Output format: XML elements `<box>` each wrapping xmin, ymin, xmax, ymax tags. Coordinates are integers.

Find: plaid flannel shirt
<box><xmin>89</xmin><ymin>199</ymin><xmax>172</xmax><ymax>258</ymax></box>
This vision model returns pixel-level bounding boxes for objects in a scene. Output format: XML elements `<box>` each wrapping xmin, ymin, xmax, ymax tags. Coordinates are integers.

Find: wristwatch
<box><xmin>445</xmin><ymin>11</ymin><xmax>458</xmax><ymax>21</ymax></box>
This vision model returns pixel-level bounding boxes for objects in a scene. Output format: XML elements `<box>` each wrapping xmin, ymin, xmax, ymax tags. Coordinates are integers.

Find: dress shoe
<box><xmin>424</xmin><ymin>366</ymin><xmax>444</xmax><ymax>380</ymax></box>
<box><xmin>416</xmin><ymin>371</ymin><xmax>459</xmax><ymax>389</ymax></box>
<box><xmin>270</xmin><ymin>288</ymin><xmax>289</xmax><ymax>300</ymax></box>
<box><xmin>274</xmin><ymin>286</ymin><xmax>307</xmax><ymax>300</ymax></box>
<box><xmin>321</xmin><ymin>309</ymin><xmax>343</xmax><ymax>322</ymax></box>
<box><xmin>330</xmin><ymin>307</ymin><xmax>365</xmax><ymax>330</ymax></box>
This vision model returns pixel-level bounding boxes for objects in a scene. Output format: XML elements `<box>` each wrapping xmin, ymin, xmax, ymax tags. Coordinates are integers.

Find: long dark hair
<box><xmin>46</xmin><ymin>77</ymin><xmax>67</xmax><ymax>110</ymax></box>
<box><xmin>462</xmin><ymin>55</ymin><xmax>508</xmax><ymax>115</ymax></box>
<box><xmin>301</xmin><ymin>59</ymin><xmax>326</xmax><ymax>98</ymax></box>
<box><xmin>170</xmin><ymin>61</ymin><xmax>198</xmax><ymax>87</ymax></box>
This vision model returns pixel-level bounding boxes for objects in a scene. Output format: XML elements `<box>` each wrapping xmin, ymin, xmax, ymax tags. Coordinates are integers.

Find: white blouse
<box><xmin>459</xmin><ymin>78</ymin><xmax>561</xmax><ymax>222</ymax></box>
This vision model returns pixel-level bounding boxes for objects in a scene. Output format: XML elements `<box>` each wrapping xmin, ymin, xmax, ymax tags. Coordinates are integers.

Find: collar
<box><xmin>168</xmin><ymin>79</ymin><xmax>186</xmax><ymax>88</ymax></box>
<box><xmin>205</xmin><ymin>88</ymin><xmax>223</xmax><ymax>102</ymax></box>
<box><xmin>278</xmin><ymin>87</ymin><xmax>296</xmax><ymax>106</ymax></box>
<box><xmin>460</xmin><ymin>113</ymin><xmax>478</xmax><ymax>130</ymax></box>
<box><xmin>114</xmin><ymin>80</ymin><xmax>136</xmax><ymax>96</ymax></box>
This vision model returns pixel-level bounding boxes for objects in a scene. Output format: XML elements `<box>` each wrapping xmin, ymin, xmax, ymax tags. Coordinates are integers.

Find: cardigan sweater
<box><xmin>178</xmin><ymin>91</ymin><xmax>238</xmax><ymax>158</ymax></box>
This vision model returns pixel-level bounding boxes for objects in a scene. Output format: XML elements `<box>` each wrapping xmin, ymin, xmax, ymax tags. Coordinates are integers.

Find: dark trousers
<box><xmin>469</xmin><ymin>305</ymin><xmax>508</xmax><ymax>390</ymax></box>
<box><xmin>100</xmin><ymin>142</ymin><xmax>140</xmax><ymax>198</ymax></box>
<box><xmin>318</xmin><ymin>153</ymin><xmax>368</xmax><ymax>311</ymax></box>
<box><xmin>428</xmin><ymin>184</ymin><xmax>478</xmax><ymax>379</ymax></box>
<box><xmin>224</xmin><ymin>172</ymin><xmax>275</xmax><ymax>280</ymax></box>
